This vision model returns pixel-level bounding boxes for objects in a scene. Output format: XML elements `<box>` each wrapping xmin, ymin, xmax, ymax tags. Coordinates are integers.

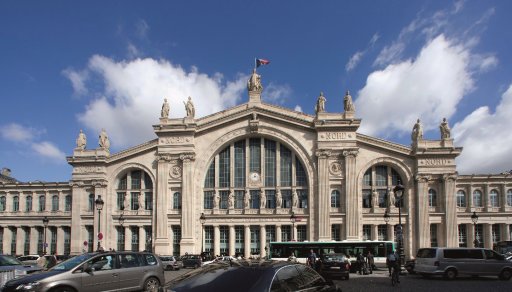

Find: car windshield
<box><xmin>51</xmin><ymin>253</ymin><xmax>95</xmax><ymax>271</ymax></box>
<box><xmin>322</xmin><ymin>254</ymin><xmax>346</xmax><ymax>262</ymax></box>
<box><xmin>0</xmin><ymin>255</ymin><xmax>23</xmax><ymax>266</ymax></box>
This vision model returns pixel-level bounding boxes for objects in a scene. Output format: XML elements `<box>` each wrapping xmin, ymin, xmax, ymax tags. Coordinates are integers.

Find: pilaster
<box><xmin>415</xmin><ymin>175</ymin><xmax>430</xmax><ymax>248</ymax></box>
<box><xmin>229</xmin><ymin>225</ymin><xmax>235</xmax><ymax>257</ymax></box>
<box><xmin>244</xmin><ymin>225</ymin><xmax>250</xmax><ymax>259</ymax></box>
<box><xmin>316</xmin><ymin>150</ymin><xmax>331</xmax><ymax>241</ymax></box>
<box><xmin>154</xmin><ymin>154</ymin><xmax>171</xmax><ymax>254</ymax></box>
<box><xmin>343</xmin><ymin>149</ymin><xmax>359</xmax><ymax>240</ymax></box>
<box><xmin>179</xmin><ymin>152</ymin><xmax>196</xmax><ymax>254</ymax></box>
<box><xmin>443</xmin><ymin>174</ymin><xmax>458</xmax><ymax>247</ymax></box>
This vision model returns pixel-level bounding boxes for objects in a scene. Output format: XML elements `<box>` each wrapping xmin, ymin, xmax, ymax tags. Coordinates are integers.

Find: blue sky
<box><xmin>1</xmin><ymin>0</ymin><xmax>512</xmax><ymax>182</ymax></box>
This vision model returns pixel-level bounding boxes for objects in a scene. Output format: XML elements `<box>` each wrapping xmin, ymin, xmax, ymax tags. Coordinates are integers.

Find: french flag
<box><xmin>256</xmin><ymin>58</ymin><xmax>270</xmax><ymax>67</ymax></box>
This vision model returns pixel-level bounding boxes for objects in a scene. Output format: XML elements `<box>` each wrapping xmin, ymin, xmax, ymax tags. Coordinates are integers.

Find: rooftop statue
<box><xmin>98</xmin><ymin>128</ymin><xmax>110</xmax><ymax>151</ymax></box>
<box><xmin>315</xmin><ymin>92</ymin><xmax>326</xmax><ymax>114</ymax></box>
<box><xmin>76</xmin><ymin>129</ymin><xmax>86</xmax><ymax>150</ymax></box>
<box><xmin>440</xmin><ymin>118</ymin><xmax>451</xmax><ymax>139</ymax></box>
<box><xmin>411</xmin><ymin>119</ymin><xmax>423</xmax><ymax>142</ymax></box>
<box><xmin>247</xmin><ymin>69</ymin><xmax>263</xmax><ymax>92</ymax></box>
<box><xmin>161</xmin><ymin>98</ymin><xmax>170</xmax><ymax>118</ymax></box>
<box><xmin>183</xmin><ymin>96</ymin><xmax>195</xmax><ymax>118</ymax></box>
<box><xmin>344</xmin><ymin>90</ymin><xmax>355</xmax><ymax>112</ymax></box>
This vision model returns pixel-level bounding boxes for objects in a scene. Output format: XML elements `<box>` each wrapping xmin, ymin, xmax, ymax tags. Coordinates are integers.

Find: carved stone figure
<box><xmin>344</xmin><ymin>90</ymin><xmax>355</xmax><ymax>112</ymax></box>
<box><xmin>161</xmin><ymin>98</ymin><xmax>170</xmax><ymax>118</ymax></box>
<box><xmin>244</xmin><ymin>190</ymin><xmax>250</xmax><ymax>208</ymax></box>
<box><xmin>76</xmin><ymin>129</ymin><xmax>87</xmax><ymax>150</ymax></box>
<box><xmin>183</xmin><ymin>96</ymin><xmax>195</xmax><ymax>118</ymax></box>
<box><xmin>439</xmin><ymin>118</ymin><xmax>451</xmax><ymax>139</ymax></box>
<box><xmin>228</xmin><ymin>191</ymin><xmax>234</xmax><ymax>208</ymax></box>
<box><xmin>260</xmin><ymin>190</ymin><xmax>266</xmax><ymax>208</ymax></box>
<box><xmin>292</xmin><ymin>189</ymin><xmax>298</xmax><ymax>208</ymax></box>
<box><xmin>388</xmin><ymin>188</ymin><xmax>395</xmax><ymax>207</ymax></box>
<box><xmin>411</xmin><ymin>119</ymin><xmax>423</xmax><ymax>141</ymax></box>
<box><xmin>213</xmin><ymin>192</ymin><xmax>220</xmax><ymax>209</ymax></box>
<box><xmin>247</xmin><ymin>69</ymin><xmax>263</xmax><ymax>91</ymax></box>
<box><xmin>98</xmin><ymin>128</ymin><xmax>110</xmax><ymax>151</ymax></box>
<box><xmin>276</xmin><ymin>189</ymin><xmax>282</xmax><ymax>208</ymax></box>
<box><xmin>315</xmin><ymin>92</ymin><xmax>326</xmax><ymax>114</ymax></box>
<box><xmin>372</xmin><ymin>189</ymin><xmax>379</xmax><ymax>208</ymax></box>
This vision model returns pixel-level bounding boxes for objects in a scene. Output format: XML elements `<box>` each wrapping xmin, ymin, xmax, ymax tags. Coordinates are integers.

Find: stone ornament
<box><xmin>329</xmin><ymin>161</ymin><xmax>343</xmax><ymax>176</ymax></box>
<box><xmin>161</xmin><ymin>98</ymin><xmax>170</xmax><ymax>118</ymax></box>
<box><xmin>411</xmin><ymin>119</ymin><xmax>423</xmax><ymax>141</ymax></box>
<box><xmin>183</xmin><ymin>96</ymin><xmax>195</xmax><ymax>118</ymax></box>
<box><xmin>247</xmin><ymin>69</ymin><xmax>263</xmax><ymax>92</ymax></box>
<box><xmin>440</xmin><ymin>118</ymin><xmax>451</xmax><ymax>139</ymax></box>
<box><xmin>315</xmin><ymin>92</ymin><xmax>326</xmax><ymax>114</ymax></box>
<box><xmin>98</xmin><ymin>128</ymin><xmax>110</xmax><ymax>151</ymax></box>
<box><xmin>169</xmin><ymin>165</ymin><xmax>182</xmax><ymax>179</ymax></box>
<box><xmin>344</xmin><ymin>90</ymin><xmax>355</xmax><ymax>112</ymax></box>
<box><xmin>76</xmin><ymin>129</ymin><xmax>86</xmax><ymax>150</ymax></box>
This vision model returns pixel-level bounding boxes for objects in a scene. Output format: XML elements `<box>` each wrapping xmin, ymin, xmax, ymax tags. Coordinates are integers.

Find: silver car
<box><xmin>2</xmin><ymin>251</ymin><xmax>165</xmax><ymax>292</ymax></box>
<box><xmin>159</xmin><ymin>256</ymin><xmax>182</xmax><ymax>271</ymax></box>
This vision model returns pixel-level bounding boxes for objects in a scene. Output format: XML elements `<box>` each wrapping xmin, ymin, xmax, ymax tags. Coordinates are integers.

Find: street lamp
<box><xmin>95</xmin><ymin>195</ymin><xmax>104</xmax><ymax>251</ymax></box>
<box><xmin>393</xmin><ymin>184</ymin><xmax>405</xmax><ymax>267</ymax></box>
<box><xmin>290</xmin><ymin>212</ymin><xmax>296</xmax><ymax>242</ymax></box>
<box><xmin>383</xmin><ymin>210</ymin><xmax>390</xmax><ymax>241</ymax></box>
<box><xmin>471</xmin><ymin>211</ymin><xmax>479</xmax><ymax>247</ymax></box>
<box><xmin>42</xmin><ymin>216</ymin><xmax>49</xmax><ymax>255</ymax></box>
<box><xmin>199</xmin><ymin>213</ymin><xmax>206</xmax><ymax>253</ymax></box>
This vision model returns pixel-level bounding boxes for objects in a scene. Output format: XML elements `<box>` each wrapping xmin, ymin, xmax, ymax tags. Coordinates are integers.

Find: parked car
<box><xmin>16</xmin><ymin>254</ymin><xmax>40</xmax><ymax>266</ymax></box>
<box><xmin>181</xmin><ymin>254</ymin><xmax>203</xmax><ymax>269</ymax></box>
<box><xmin>316</xmin><ymin>253</ymin><xmax>350</xmax><ymax>280</ymax></box>
<box><xmin>404</xmin><ymin>259</ymin><xmax>415</xmax><ymax>274</ymax></box>
<box><xmin>160</xmin><ymin>255</ymin><xmax>182</xmax><ymax>270</ymax></box>
<box><xmin>2</xmin><ymin>251</ymin><xmax>165</xmax><ymax>292</ymax></box>
<box><xmin>0</xmin><ymin>254</ymin><xmax>42</xmax><ymax>280</ymax></box>
<box><xmin>165</xmin><ymin>259</ymin><xmax>341</xmax><ymax>292</ymax></box>
<box><xmin>415</xmin><ymin>247</ymin><xmax>512</xmax><ymax>280</ymax></box>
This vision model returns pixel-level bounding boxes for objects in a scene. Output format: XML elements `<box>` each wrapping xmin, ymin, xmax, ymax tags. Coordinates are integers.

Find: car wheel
<box><xmin>143</xmin><ymin>277</ymin><xmax>160</xmax><ymax>292</ymax></box>
<box><xmin>444</xmin><ymin>268</ymin><xmax>457</xmax><ymax>280</ymax></box>
<box><xmin>50</xmin><ymin>286</ymin><xmax>77</xmax><ymax>292</ymax></box>
<box><xmin>500</xmin><ymin>269</ymin><xmax>512</xmax><ymax>281</ymax></box>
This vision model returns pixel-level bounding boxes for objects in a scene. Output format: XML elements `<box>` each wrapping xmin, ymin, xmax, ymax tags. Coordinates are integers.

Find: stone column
<box><xmin>260</xmin><ymin>225</ymin><xmax>266</xmax><ymax>258</ymax></box>
<box><xmin>500</xmin><ymin>184</ymin><xmax>507</xmax><ymax>212</ymax></box>
<box><xmin>276</xmin><ymin>225</ymin><xmax>282</xmax><ymax>242</ymax></box>
<box><xmin>415</xmin><ymin>175</ymin><xmax>430</xmax><ymax>248</ymax></box>
<box><xmin>139</xmin><ymin>226</ymin><xmax>146</xmax><ymax>252</ymax></box>
<box><xmin>154</xmin><ymin>155</ymin><xmax>170</xmax><ymax>254</ymax></box>
<box><xmin>57</xmin><ymin>227</ymin><xmax>65</xmax><ymax>255</ymax></box>
<box><xmin>124</xmin><ymin>227</ymin><xmax>132</xmax><ymax>252</ymax></box>
<box><xmin>371</xmin><ymin>225</ymin><xmax>378</xmax><ymax>241</ymax></box>
<box><xmin>214</xmin><ymin>225</ymin><xmax>220</xmax><ymax>257</ymax></box>
<box><xmin>484</xmin><ymin>184</ymin><xmax>490</xmax><ymax>212</ymax></box>
<box><xmin>443</xmin><ymin>174</ymin><xmax>458</xmax><ymax>247</ymax></box>
<box><xmin>179</xmin><ymin>153</ymin><xmax>196</xmax><ymax>254</ymax></box>
<box><xmin>16</xmin><ymin>227</ymin><xmax>24</xmax><ymax>255</ymax></box>
<box><xmin>229</xmin><ymin>225</ymin><xmax>235</xmax><ymax>257</ymax></box>
<box><xmin>484</xmin><ymin>223</ymin><xmax>492</xmax><ymax>249</ymax></box>
<box><xmin>30</xmin><ymin>227</ymin><xmax>39</xmax><ymax>254</ymax></box>
<box><xmin>467</xmin><ymin>223</ymin><xmax>475</xmax><ymax>247</ymax></box>
<box><xmin>244</xmin><ymin>225</ymin><xmax>251</xmax><ymax>259</ymax></box>
<box><xmin>467</xmin><ymin>186</ymin><xmax>474</xmax><ymax>211</ymax></box>
<box><xmin>503</xmin><ymin>224</ymin><xmax>511</xmax><ymax>241</ymax></box>
<box><xmin>343</xmin><ymin>150</ymin><xmax>359</xmax><ymax>240</ymax></box>
<box><xmin>3</xmin><ymin>227</ymin><xmax>12</xmax><ymax>253</ymax></box>
<box><xmin>387</xmin><ymin>224</ymin><xmax>394</xmax><ymax>242</ymax></box>
<box><xmin>315</xmin><ymin>150</ymin><xmax>331</xmax><ymax>241</ymax></box>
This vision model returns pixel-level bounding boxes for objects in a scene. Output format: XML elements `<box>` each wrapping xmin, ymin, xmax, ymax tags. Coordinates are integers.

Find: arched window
<box><xmin>52</xmin><ymin>195</ymin><xmax>59</xmax><ymax>211</ymax></box>
<box><xmin>13</xmin><ymin>196</ymin><xmax>19</xmax><ymax>212</ymax></box>
<box><xmin>489</xmin><ymin>189</ymin><xmax>499</xmax><ymax>207</ymax></box>
<box><xmin>331</xmin><ymin>190</ymin><xmax>341</xmax><ymax>208</ymax></box>
<box><xmin>0</xmin><ymin>196</ymin><xmax>6</xmax><ymax>211</ymax></box>
<box><xmin>456</xmin><ymin>190</ymin><xmax>466</xmax><ymax>207</ymax></box>
<box><xmin>116</xmin><ymin>170</ymin><xmax>153</xmax><ymax>211</ymax></box>
<box><xmin>39</xmin><ymin>195</ymin><xmax>46</xmax><ymax>211</ymax></box>
<box><xmin>173</xmin><ymin>192</ymin><xmax>181</xmax><ymax>209</ymax></box>
<box><xmin>473</xmin><ymin>190</ymin><xmax>482</xmax><ymax>207</ymax></box>
<box><xmin>26</xmin><ymin>196</ymin><xmax>32</xmax><ymax>212</ymax></box>
<box><xmin>88</xmin><ymin>194</ymin><xmax>95</xmax><ymax>211</ymax></box>
<box><xmin>203</xmin><ymin>138</ymin><xmax>308</xmax><ymax>210</ymax></box>
<box><xmin>428</xmin><ymin>189</ymin><xmax>437</xmax><ymax>207</ymax></box>
<box><xmin>507</xmin><ymin>189</ymin><xmax>512</xmax><ymax>207</ymax></box>
<box><xmin>65</xmin><ymin>195</ymin><xmax>72</xmax><ymax>211</ymax></box>
<box><xmin>362</xmin><ymin>165</ymin><xmax>403</xmax><ymax>209</ymax></box>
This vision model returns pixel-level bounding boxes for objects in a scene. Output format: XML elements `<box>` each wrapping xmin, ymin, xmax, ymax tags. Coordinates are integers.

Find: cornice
<box><xmin>356</xmin><ymin>133</ymin><xmax>411</xmax><ymax>154</ymax></box>
<box><xmin>108</xmin><ymin>139</ymin><xmax>158</xmax><ymax>163</ymax></box>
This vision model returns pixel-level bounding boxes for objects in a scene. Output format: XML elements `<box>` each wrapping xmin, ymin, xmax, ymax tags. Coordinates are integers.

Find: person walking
<box><xmin>386</xmin><ymin>250</ymin><xmax>400</xmax><ymax>282</ymax></box>
<box><xmin>307</xmin><ymin>249</ymin><xmax>317</xmax><ymax>269</ymax></box>
<box><xmin>366</xmin><ymin>251</ymin><xmax>375</xmax><ymax>273</ymax></box>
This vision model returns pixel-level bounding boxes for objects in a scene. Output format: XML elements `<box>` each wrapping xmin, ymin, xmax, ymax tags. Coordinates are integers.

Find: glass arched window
<box><xmin>13</xmin><ymin>196</ymin><xmax>19</xmax><ymax>212</ymax></box>
<box><xmin>362</xmin><ymin>165</ymin><xmax>403</xmax><ymax>209</ymax></box>
<box><xmin>173</xmin><ymin>192</ymin><xmax>181</xmax><ymax>209</ymax></box>
<box><xmin>0</xmin><ymin>196</ymin><xmax>5</xmax><ymax>211</ymax></box>
<box><xmin>456</xmin><ymin>190</ymin><xmax>466</xmax><ymax>207</ymax></box>
<box><xmin>428</xmin><ymin>189</ymin><xmax>437</xmax><ymax>207</ymax></box>
<box><xmin>331</xmin><ymin>190</ymin><xmax>341</xmax><ymax>208</ymax></box>
<box><xmin>473</xmin><ymin>190</ymin><xmax>482</xmax><ymax>207</ymax></box>
<box><xmin>39</xmin><ymin>195</ymin><xmax>46</xmax><ymax>211</ymax></box>
<box><xmin>65</xmin><ymin>195</ymin><xmax>72</xmax><ymax>211</ymax></box>
<box><xmin>116</xmin><ymin>170</ymin><xmax>153</xmax><ymax>211</ymax></box>
<box><xmin>26</xmin><ymin>196</ymin><xmax>32</xmax><ymax>212</ymax></box>
<box><xmin>52</xmin><ymin>195</ymin><xmax>59</xmax><ymax>211</ymax></box>
<box><xmin>507</xmin><ymin>189</ymin><xmax>512</xmax><ymax>207</ymax></box>
<box><xmin>203</xmin><ymin>137</ymin><xmax>308</xmax><ymax>209</ymax></box>
<box><xmin>489</xmin><ymin>189</ymin><xmax>499</xmax><ymax>207</ymax></box>
<box><xmin>88</xmin><ymin>194</ymin><xmax>95</xmax><ymax>211</ymax></box>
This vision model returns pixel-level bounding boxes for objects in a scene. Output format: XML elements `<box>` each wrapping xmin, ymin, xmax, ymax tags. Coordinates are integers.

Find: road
<box><xmin>164</xmin><ymin>266</ymin><xmax>512</xmax><ymax>291</ymax></box>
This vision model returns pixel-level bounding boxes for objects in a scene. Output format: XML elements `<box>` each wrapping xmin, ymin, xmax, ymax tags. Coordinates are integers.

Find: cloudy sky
<box><xmin>1</xmin><ymin>0</ymin><xmax>511</xmax><ymax>182</ymax></box>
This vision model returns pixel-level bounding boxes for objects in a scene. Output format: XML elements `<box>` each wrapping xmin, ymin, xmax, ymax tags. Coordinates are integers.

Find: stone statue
<box><xmin>228</xmin><ymin>191</ymin><xmax>234</xmax><ymax>208</ymax></box>
<box><xmin>247</xmin><ymin>69</ymin><xmax>263</xmax><ymax>91</ymax></box>
<box><xmin>411</xmin><ymin>119</ymin><xmax>423</xmax><ymax>141</ymax></box>
<box><xmin>260</xmin><ymin>190</ymin><xmax>266</xmax><ymax>209</ymax></box>
<box><xmin>161</xmin><ymin>98</ymin><xmax>170</xmax><ymax>118</ymax></box>
<box><xmin>344</xmin><ymin>90</ymin><xmax>355</xmax><ymax>112</ymax></box>
<box><xmin>388</xmin><ymin>188</ymin><xmax>395</xmax><ymax>207</ymax></box>
<box><xmin>76</xmin><ymin>129</ymin><xmax>87</xmax><ymax>150</ymax></box>
<box><xmin>372</xmin><ymin>189</ymin><xmax>379</xmax><ymax>208</ymax></box>
<box><xmin>183</xmin><ymin>96</ymin><xmax>195</xmax><ymax>118</ymax></box>
<box><xmin>98</xmin><ymin>128</ymin><xmax>110</xmax><ymax>151</ymax></box>
<box><xmin>244</xmin><ymin>190</ymin><xmax>250</xmax><ymax>209</ymax></box>
<box><xmin>276</xmin><ymin>189</ymin><xmax>282</xmax><ymax>208</ymax></box>
<box><xmin>315</xmin><ymin>92</ymin><xmax>326</xmax><ymax>114</ymax></box>
<box><xmin>292</xmin><ymin>189</ymin><xmax>298</xmax><ymax>208</ymax></box>
<box><xmin>439</xmin><ymin>118</ymin><xmax>451</xmax><ymax>139</ymax></box>
<box><xmin>213</xmin><ymin>192</ymin><xmax>220</xmax><ymax>209</ymax></box>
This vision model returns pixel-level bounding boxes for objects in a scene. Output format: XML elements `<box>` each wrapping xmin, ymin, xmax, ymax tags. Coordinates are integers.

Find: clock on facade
<box><xmin>250</xmin><ymin>172</ymin><xmax>260</xmax><ymax>182</ymax></box>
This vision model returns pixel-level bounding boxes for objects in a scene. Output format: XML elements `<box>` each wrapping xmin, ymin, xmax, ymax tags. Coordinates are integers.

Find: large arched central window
<box><xmin>204</xmin><ymin>137</ymin><xmax>308</xmax><ymax>209</ymax></box>
<box><xmin>362</xmin><ymin>165</ymin><xmax>403</xmax><ymax>208</ymax></box>
<box><xmin>116</xmin><ymin>170</ymin><xmax>153</xmax><ymax>211</ymax></box>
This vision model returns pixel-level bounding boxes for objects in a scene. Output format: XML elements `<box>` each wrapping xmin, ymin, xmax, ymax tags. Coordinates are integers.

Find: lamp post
<box><xmin>118</xmin><ymin>213</ymin><xmax>125</xmax><ymax>251</ymax></box>
<box><xmin>95</xmin><ymin>195</ymin><xmax>104</xmax><ymax>251</ymax></box>
<box><xmin>393</xmin><ymin>184</ymin><xmax>405</xmax><ymax>267</ymax></box>
<box><xmin>383</xmin><ymin>210</ymin><xmax>390</xmax><ymax>241</ymax></box>
<box><xmin>290</xmin><ymin>212</ymin><xmax>296</xmax><ymax>242</ymax></box>
<box><xmin>42</xmin><ymin>216</ymin><xmax>49</xmax><ymax>255</ymax></box>
<box><xmin>471</xmin><ymin>211</ymin><xmax>479</xmax><ymax>247</ymax></box>
<box><xmin>199</xmin><ymin>213</ymin><xmax>206</xmax><ymax>253</ymax></box>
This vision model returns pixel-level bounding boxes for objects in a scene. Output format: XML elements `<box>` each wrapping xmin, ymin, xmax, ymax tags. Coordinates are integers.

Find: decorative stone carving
<box><xmin>247</xmin><ymin>69</ymin><xmax>263</xmax><ymax>92</ymax></box>
<box><xmin>161</xmin><ymin>98</ymin><xmax>170</xmax><ymax>119</ymax></box>
<box><xmin>415</xmin><ymin>175</ymin><xmax>430</xmax><ymax>183</ymax></box>
<box><xmin>169</xmin><ymin>165</ymin><xmax>182</xmax><ymax>179</ymax></box>
<box><xmin>156</xmin><ymin>153</ymin><xmax>174</xmax><ymax>162</ymax></box>
<box><xmin>411</xmin><ymin>119</ymin><xmax>423</xmax><ymax>142</ymax></box>
<box><xmin>98</xmin><ymin>128</ymin><xmax>110</xmax><ymax>152</ymax></box>
<box><xmin>315</xmin><ymin>149</ymin><xmax>332</xmax><ymax>158</ymax></box>
<box><xmin>329</xmin><ymin>161</ymin><xmax>343</xmax><ymax>176</ymax></box>
<box><xmin>179</xmin><ymin>153</ymin><xmax>196</xmax><ymax>162</ymax></box>
<box><xmin>183</xmin><ymin>96</ymin><xmax>195</xmax><ymax>118</ymax></box>
<box><xmin>76</xmin><ymin>129</ymin><xmax>86</xmax><ymax>150</ymax></box>
<box><xmin>160</xmin><ymin>137</ymin><xmax>191</xmax><ymax>144</ymax></box>
<box><xmin>344</xmin><ymin>91</ymin><xmax>355</xmax><ymax>112</ymax></box>
<box><xmin>249</xmin><ymin>113</ymin><xmax>259</xmax><ymax>133</ymax></box>
<box><xmin>213</xmin><ymin>192</ymin><xmax>220</xmax><ymax>209</ymax></box>
<box><xmin>74</xmin><ymin>166</ymin><xmax>103</xmax><ymax>173</ymax></box>
<box><xmin>342</xmin><ymin>149</ymin><xmax>359</xmax><ymax>157</ymax></box>
<box><xmin>244</xmin><ymin>190</ymin><xmax>250</xmax><ymax>209</ymax></box>
<box><xmin>228</xmin><ymin>190</ymin><xmax>234</xmax><ymax>209</ymax></box>
<box><xmin>260</xmin><ymin>190</ymin><xmax>266</xmax><ymax>209</ymax></box>
<box><xmin>292</xmin><ymin>189</ymin><xmax>298</xmax><ymax>208</ymax></box>
<box><xmin>439</xmin><ymin>118</ymin><xmax>451</xmax><ymax>139</ymax></box>
<box><xmin>276</xmin><ymin>188</ymin><xmax>282</xmax><ymax>208</ymax></box>
<box><xmin>315</xmin><ymin>92</ymin><xmax>326</xmax><ymax>114</ymax></box>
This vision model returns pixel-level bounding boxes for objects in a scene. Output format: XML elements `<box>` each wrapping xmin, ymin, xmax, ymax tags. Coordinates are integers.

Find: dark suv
<box><xmin>317</xmin><ymin>253</ymin><xmax>350</xmax><ymax>280</ymax></box>
<box><xmin>181</xmin><ymin>254</ymin><xmax>203</xmax><ymax>269</ymax></box>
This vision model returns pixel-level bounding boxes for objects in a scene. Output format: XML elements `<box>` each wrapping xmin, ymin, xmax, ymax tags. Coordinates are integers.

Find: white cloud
<box><xmin>0</xmin><ymin>123</ymin><xmax>41</xmax><ymax>143</ymax></box>
<box><xmin>346</xmin><ymin>51</ymin><xmax>364</xmax><ymax>72</ymax></box>
<box><xmin>357</xmin><ymin>35</ymin><xmax>473</xmax><ymax>137</ymax></box>
<box><xmin>262</xmin><ymin>83</ymin><xmax>292</xmax><ymax>104</ymax></box>
<box><xmin>294</xmin><ymin>105</ymin><xmax>303</xmax><ymax>112</ymax></box>
<box><xmin>31</xmin><ymin>141</ymin><xmax>67</xmax><ymax>162</ymax></box>
<box><xmin>62</xmin><ymin>68</ymin><xmax>89</xmax><ymax>96</ymax></box>
<box><xmin>135</xmin><ymin>19</ymin><xmax>149</xmax><ymax>39</ymax></box>
<box><xmin>453</xmin><ymin>84</ymin><xmax>512</xmax><ymax>174</ymax></box>
<box><xmin>127</xmin><ymin>43</ymin><xmax>141</xmax><ymax>59</ymax></box>
<box><xmin>73</xmin><ymin>56</ymin><xmax>247</xmax><ymax>148</ymax></box>
<box><xmin>471</xmin><ymin>54</ymin><xmax>498</xmax><ymax>72</ymax></box>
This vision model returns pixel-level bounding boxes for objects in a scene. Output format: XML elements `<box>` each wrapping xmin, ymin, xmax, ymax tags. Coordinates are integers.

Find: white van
<box><xmin>415</xmin><ymin>247</ymin><xmax>512</xmax><ymax>280</ymax></box>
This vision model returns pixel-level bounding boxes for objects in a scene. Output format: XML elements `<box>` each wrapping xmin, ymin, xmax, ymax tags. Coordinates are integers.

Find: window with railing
<box><xmin>26</xmin><ymin>196</ymin><xmax>32</xmax><ymax>212</ymax></box>
<box><xmin>220</xmin><ymin>226</ymin><xmax>229</xmax><ymax>255</ymax></box>
<box><xmin>235</xmin><ymin>190</ymin><xmax>244</xmax><ymax>209</ymax></box>
<box><xmin>458</xmin><ymin>224</ymin><xmax>467</xmax><ymax>247</ymax></box>
<box><xmin>144</xmin><ymin>192</ymin><xmax>152</xmax><ymax>210</ymax></box>
<box><xmin>117</xmin><ymin>227</ymin><xmax>125</xmax><ymax>251</ymax></box>
<box><xmin>173</xmin><ymin>192</ymin><xmax>181</xmax><ymax>209</ymax></box>
<box><xmin>88</xmin><ymin>194</ymin><xmax>94</xmax><ymax>211</ymax></box>
<box><xmin>37</xmin><ymin>227</ymin><xmax>44</xmax><ymax>255</ymax></box>
<box><xmin>172</xmin><ymin>226</ymin><xmax>181</xmax><ymax>256</ymax></box>
<box><xmin>280</xmin><ymin>145</ymin><xmax>292</xmax><ymax>187</ymax></box>
<box><xmin>24</xmin><ymin>228</ymin><xmax>30</xmax><ymax>255</ymax></box>
<box><xmin>63</xmin><ymin>227</ymin><xmax>71</xmax><ymax>255</ymax></box>
<box><xmin>50</xmin><ymin>227</ymin><xmax>57</xmax><ymax>254</ymax></box>
<box><xmin>378</xmin><ymin>225</ymin><xmax>387</xmax><ymax>241</ymax></box>
<box><xmin>131</xmin><ymin>226</ymin><xmax>139</xmax><ymax>251</ymax></box>
<box><xmin>250</xmin><ymin>190</ymin><xmax>259</xmax><ymax>209</ymax></box>
<box><xmin>219</xmin><ymin>148</ymin><xmax>230</xmax><ymax>188</ymax></box>
<box><xmin>473</xmin><ymin>190</ymin><xmax>483</xmax><ymax>207</ymax></box>
<box><xmin>331</xmin><ymin>190</ymin><xmax>340</xmax><ymax>208</ymax></box>
<box><xmin>489</xmin><ymin>189</ymin><xmax>499</xmax><ymax>207</ymax></box>
<box><xmin>362</xmin><ymin>165</ymin><xmax>403</xmax><ymax>209</ymax></box>
<box><xmin>52</xmin><ymin>195</ymin><xmax>59</xmax><ymax>211</ymax></box>
<box><xmin>13</xmin><ymin>196</ymin><xmax>19</xmax><ymax>212</ymax></box>
<box><xmin>205</xmin><ymin>226</ymin><xmax>214</xmax><ymax>252</ymax></box>
<box><xmin>281</xmin><ymin>225</ymin><xmax>291</xmax><ymax>242</ymax></box>
<box><xmin>65</xmin><ymin>195</ymin><xmax>72</xmax><ymax>211</ymax></box>
<box><xmin>235</xmin><ymin>226</ymin><xmax>244</xmax><ymax>256</ymax></box>
<box><xmin>219</xmin><ymin>191</ymin><xmax>229</xmax><ymax>209</ymax></box>
<box><xmin>250</xmin><ymin>226</ymin><xmax>260</xmax><ymax>254</ymax></box>
<box><xmin>10</xmin><ymin>228</ymin><xmax>17</xmax><ymax>254</ymax></box>
<box><xmin>456</xmin><ymin>190</ymin><xmax>466</xmax><ymax>208</ymax></box>
<box><xmin>428</xmin><ymin>189</ymin><xmax>437</xmax><ymax>207</ymax></box>
<box><xmin>266</xmin><ymin>190</ymin><xmax>276</xmax><ymax>209</ymax></box>
<box><xmin>204</xmin><ymin>191</ymin><xmax>214</xmax><ymax>209</ymax></box>
<box><xmin>507</xmin><ymin>189</ymin><xmax>512</xmax><ymax>207</ymax></box>
<box><xmin>131</xmin><ymin>193</ymin><xmax>140</xmax><ymax>210</ymax></box>
<box><xmin>0</xmin><ymin>196</ymin><xmax>5</xmax><ymax>211</ymax></box>
<box><xmin>116</xmin><ymin>170</ymin><xmax>153</xmax><ymax>211</ymax></box>
<box><xmin>234</xmin><ymin>141</ymin><xmax>246</xmax><ymax>188</ymax></box>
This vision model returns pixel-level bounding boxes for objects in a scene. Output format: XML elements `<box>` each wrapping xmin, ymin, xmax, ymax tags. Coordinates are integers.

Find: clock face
<box><xmin>250</xmin><ymin>172</ymin><xmax>260</xmax><ymax>182</ymax></box>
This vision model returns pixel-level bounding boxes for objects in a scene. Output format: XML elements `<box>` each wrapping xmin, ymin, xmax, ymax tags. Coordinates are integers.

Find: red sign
<box><xmin>98</xmin><ymin>232</ymin><xmax>103</xmax><ymax>240</ymax></box>
<box><xmin>83</xmin><ymin>240</ymin><xmax>88</xmax><ymax>246</ymax></box>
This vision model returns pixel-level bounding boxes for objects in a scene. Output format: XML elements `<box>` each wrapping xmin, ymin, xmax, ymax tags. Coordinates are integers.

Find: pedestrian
<box><xmin>356</xmin><ymin>252</ymin><xmax>366</xmax><ymax>274</ymax></box>
<box><xmin>46</xmin><ymin>253</ymin><xmax>57</xmax><ymax>269</ymax></box>
<box><xmin>366</xmin><ymin>251</ymin><xmax>375</xmax><ymax>273</ymax></box>
<box><xmin>307</xmin><ymin>249</ymin><xmax>317</xmax><ymax>269</ymax></box>
<box><xmin>386</xmin><ymin>250</ymin><xmax>399</xmax><ymax>277</ymax></box>
<box><xmin>36</xmin><ymin>254</ymin><xmax>47</xmax><ymax>269</ymax></box>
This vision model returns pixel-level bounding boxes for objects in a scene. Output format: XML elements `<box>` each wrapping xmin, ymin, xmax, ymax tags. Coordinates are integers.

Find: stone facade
<box><xmin>1</xmin><ymin>71</ymin><xmax>511</xmax><ymax>258</ymax></box>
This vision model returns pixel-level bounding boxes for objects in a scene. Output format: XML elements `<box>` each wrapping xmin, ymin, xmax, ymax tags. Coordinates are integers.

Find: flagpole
<box><xmin>254</xmin><ymin>58</ymin><xmax>257</xmax><ymax>70</ymax></box>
